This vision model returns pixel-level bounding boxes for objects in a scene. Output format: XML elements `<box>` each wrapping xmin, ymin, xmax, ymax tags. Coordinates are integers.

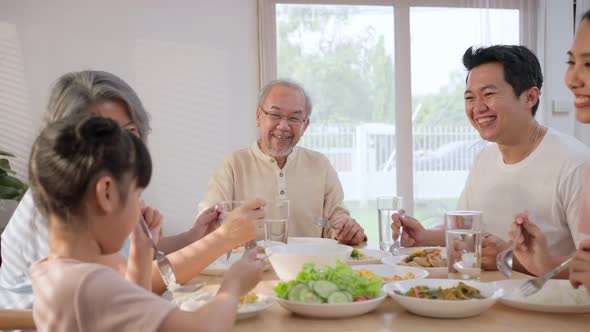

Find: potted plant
<box><xmin>0</xmin><ymin>149</ymin><xmax>28</xmax><ymax>202</ymax></box>
<box><xmin>0</xmin><ymin>149</ymin><xmax>28</xmax><ymax>236</ymax></box>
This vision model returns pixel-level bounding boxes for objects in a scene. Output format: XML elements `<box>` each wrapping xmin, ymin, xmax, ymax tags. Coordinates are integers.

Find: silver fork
<box><xmin>496</xmin><ymin>225</ymin><xmax>521</xmax><ymax>278</ymax></box>
<box><xmin>390</xmin><ymin>209</ymin><xmax>406</xmax><ymax>255</ymax></box>
<box><xmin>519</xmin><ymin>257</ymin><xmax>574</xmax><ymax>296</ymax></box>
<box><xmin>312</xmin><ymin>217</ymin><xmax>334</xmax><ymax>237</ymax></box>
<box><xmin>140</xmin><ymin>216</ymin><xmax>206</xmax><ymax>294</ymax></box>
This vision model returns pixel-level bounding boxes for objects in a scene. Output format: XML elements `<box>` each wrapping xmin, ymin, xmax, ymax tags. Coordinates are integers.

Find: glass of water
<box><xmin>445</xmin><ymin>210</ymin><xmax>482</xmax><ymax>280</ymax></box>
<box><xmin>264</xmin><ymin>199</ymin><xmax>289</xmax><ymax>244</ymax></box>
<box><xmin>377</xmin><ymin>196</ymin><xmax>403</xmax><ymax>251</ymax></box>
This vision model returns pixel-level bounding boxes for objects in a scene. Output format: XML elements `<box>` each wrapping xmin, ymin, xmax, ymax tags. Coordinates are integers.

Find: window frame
<box><xmin>258</xmin><ymin>0</ymin><xmax>538</xmax><ymax>215</ymax></box>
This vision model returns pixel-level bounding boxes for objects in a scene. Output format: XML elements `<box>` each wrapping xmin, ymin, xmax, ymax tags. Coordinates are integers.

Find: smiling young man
<box><xmin>199</xmin><ymin>80</ymin><xmax>366</xmax><ymax>245</ymax></box>
<box><xmin>392</xmin><ymin>45</ymin><xmax>590</xmax><ymax>272</ymax></box>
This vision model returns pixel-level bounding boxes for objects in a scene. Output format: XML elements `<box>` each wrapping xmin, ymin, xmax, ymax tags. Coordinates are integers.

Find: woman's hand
<box><xmin>570</xmin><ymin>239</ymin><xmax>590</xmax><ymax>293</ymax></box>
<box><xmin>191</xmin><ymin>204</ymin><xmax>222</xmax><ymax>240</ymax></box>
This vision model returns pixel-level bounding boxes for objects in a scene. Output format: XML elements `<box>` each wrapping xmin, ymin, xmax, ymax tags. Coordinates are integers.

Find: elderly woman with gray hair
<box><xmin>0</xmin><ymin>70</ymin><xmax>262</xmax><ymax>310</ymax></box>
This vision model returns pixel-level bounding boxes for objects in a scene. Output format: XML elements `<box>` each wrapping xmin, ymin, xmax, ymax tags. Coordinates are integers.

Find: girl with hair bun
<box><xmin>29</xmin><ymin>114</ymin><xmax>264</xmax><ymax>331</ymax></box>
<box><xmin>0</xmin><ymin>71</ymin><xmax>266</xmax><ymax>311</ymax></box>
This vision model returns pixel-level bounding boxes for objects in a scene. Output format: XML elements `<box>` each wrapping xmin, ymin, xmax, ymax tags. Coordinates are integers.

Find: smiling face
<box><xmin>256</xmin><ymin>85</ymin><xmax>310</xmax><ymax>157</ymax></box>
<box><xmin>565</xmin><ymin>19</ymin><xmax>590</xmax><ymax>123</ymax></box>
<box><xmin>464</xmin><ymin>62</ymin><xmax>538</xmax><ymax>144</ymax></box>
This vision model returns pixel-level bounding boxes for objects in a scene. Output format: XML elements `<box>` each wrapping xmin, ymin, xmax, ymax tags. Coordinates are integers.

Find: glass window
<box><xmin>277</xmin><ymin>4</ymin><xmax>395</xmax><ymax>240</ymax></box>
<box><xmin>410</xmin><ymin>7</ymin><xmax>519</xmax><ymax>227</ymax></box>
<box><xmin>274</xmin><ymin>2</ymin><xmax>525</xmax><ymax>239</ymax></box>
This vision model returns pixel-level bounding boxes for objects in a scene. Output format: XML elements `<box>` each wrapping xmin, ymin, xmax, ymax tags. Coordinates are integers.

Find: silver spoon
<box><xmin>496</xmin><ymin>225</ymin><xmax>521</xmax><ymax>278</ymax></box>
<box><xmin>389</xmin><ymin>209</ymin><xmax>406</xmax><ymax>255</ymax></box>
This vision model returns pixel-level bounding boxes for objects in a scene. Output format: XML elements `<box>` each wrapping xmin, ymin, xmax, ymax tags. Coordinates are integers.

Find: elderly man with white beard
<box><xmin>198</xmin><ymin>80</ymin><xmax>366</xmax><ymax>245</ymax></box>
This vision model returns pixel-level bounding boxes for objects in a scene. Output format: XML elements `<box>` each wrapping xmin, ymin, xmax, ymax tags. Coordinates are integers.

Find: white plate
<box><xmin>172</xmin><ymin>291</ymin><xmax>275</xmax><ymax>320</ymax></box>
<box><xmin>201</xmin><ymin>253</ymin><xmax>243</xmax><ymax>276</ymax></box>
<box><xmin>287</xmin><ymin>237</ymin><xmax>338</xmax><ymax>246</ymax></box>
<box><xmin>348</xmin><ymin>249</ymin><xmax>391</xmax><ymax>265</ymax></box>
<box><xmin>352</xmin><ymin>264</ymin><xmax>428</xmax><ymax>281</ymax></box>
<box><xmin>383</xmin><ymin>279</ymin><xmax>502</xmax><ymax>318</ymax></box>
<box><xmin>497</xmin><ymin>279</ymin><xmax>590</xmax><ymax>314</ymax></box>
<box><xmin>273</xmin><ymin>293</ymin><xmax>387</xmax><ymax>318</ymax></box>
<box><xmin>382</xmin><ymin>253</ymin><xmax>448</xmax><ymax>278</ymax></box>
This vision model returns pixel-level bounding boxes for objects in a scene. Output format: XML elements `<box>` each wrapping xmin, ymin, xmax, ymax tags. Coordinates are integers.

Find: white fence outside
<box><xmin>300</xmin><ymin>123</ymin><xmax>486</xmax><ymax>200</ymax></box>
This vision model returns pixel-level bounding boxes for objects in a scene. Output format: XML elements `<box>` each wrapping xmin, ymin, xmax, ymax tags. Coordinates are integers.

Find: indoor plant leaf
<box><xmin>0</xmin><ymin>150</ymin><xmax>15</xmax><ymax>157</ymax></box>
<box><xmin>0</xmin><ymin>159</ymin><xmax>16</xmax><ymax>175</ymax></box>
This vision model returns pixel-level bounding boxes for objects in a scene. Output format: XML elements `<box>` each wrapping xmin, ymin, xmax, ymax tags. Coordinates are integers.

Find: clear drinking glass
<box><xmin>377</xmin><ymin>196</ymin><xmax>403</xmax><ymax>251</ymax></box>
<box><xmin>264</xmin><ymin>199</ymin><xmax>289</xmax><ymax>244</ymax></box>
<box><xmin>445</xmin><ymin>210</ymin><xmax>482</xmax><ymax>280</ymax></box>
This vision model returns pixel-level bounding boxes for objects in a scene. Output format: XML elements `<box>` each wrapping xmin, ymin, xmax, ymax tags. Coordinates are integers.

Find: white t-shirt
<box><xmin>0</xmin><ymin>190</ymin><xmax>130</xmax><ymax>310</ymax></box>
<box><xmin>457</xmin><ymin>128</ymin><xmax>590</xmax><ymax>256</ymax></box>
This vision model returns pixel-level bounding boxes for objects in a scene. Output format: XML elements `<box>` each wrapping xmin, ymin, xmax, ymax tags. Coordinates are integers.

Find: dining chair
<box><xmin>0</xmin><ymin>309</ymin><xmax>35</xmax><ymax>330</ymax></box>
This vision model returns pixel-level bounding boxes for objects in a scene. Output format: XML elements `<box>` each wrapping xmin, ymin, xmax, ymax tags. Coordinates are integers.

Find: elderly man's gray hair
<box><xmin>46</xmin><ymin>70</ymin><xmax>151</xmax><ymax>141</ymax></box>
<box><xmin>258</xmin><ymin>79</ymin><xmax>313</xmax><ymax>118</ymax></box>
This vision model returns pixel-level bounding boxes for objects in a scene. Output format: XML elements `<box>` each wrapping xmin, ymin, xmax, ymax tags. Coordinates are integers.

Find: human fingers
<box><xmin>335</xmin><ymin>219</ymin><xmax>355</xmax><ymax>243</ymax></box>
<box><xmin>242</xmin><ymin>198</ymin><xmax>266</xmax><ymax>211</ymax></box>
<box><xmin>349</xmin><ymin>228</ymin><xmax>366</xmax><ymax>245</ymax></box>
<box><xmin>342</xmin><ymin>221</ymin><xmax>361</xmax><ymax>243</ymax></box>
<box><xmin>400</xmin><ymin>232</ymin><xmax>415</xmax><ymax>247</ymax></box>
<box><xmin>391</xmin><ymin>213</ymin><xmax>402</xmax><ymax>238</ymax></box>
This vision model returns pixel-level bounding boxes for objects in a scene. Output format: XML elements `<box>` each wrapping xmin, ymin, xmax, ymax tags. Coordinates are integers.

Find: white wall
<box><xmin>539</xmin><ymin>0</ymin><xmax>577</xmax><ymax>136</ymax></box>
<box><xmin>0</xmin><ymin>0</ymin><xmax>259</xmax><ymax>235</ymax></box>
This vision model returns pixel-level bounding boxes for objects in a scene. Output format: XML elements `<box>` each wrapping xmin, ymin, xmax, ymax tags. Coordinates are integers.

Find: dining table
<box><xmin>182</xmin><ymin>245</ymin><xmax>590</xmax><ymax>332</ymax></box>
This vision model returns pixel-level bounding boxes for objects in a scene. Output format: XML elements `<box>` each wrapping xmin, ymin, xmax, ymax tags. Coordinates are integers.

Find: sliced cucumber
<box><xmin>299</xmin><ymin>287</ymin><xmax>322</xmax><ymax>303</ymax></box>
<box><xmin>345</xmin><ymin>291</ymin><xmax>353</xmax><ymax>302</ymax></box>
<box><xmin>287</xmin><ymin>284</ymin><xmax>309</xmax><ymax>301</ymax></box>
<box><xmin>327</xmin><ymin>291</ymin><xmax>353</xmax><ymax>303</ymax></box>
<box><xmin>312</xmin><ymin>281</ymin><xmax>339</xmax><ymax>299</ymax></box>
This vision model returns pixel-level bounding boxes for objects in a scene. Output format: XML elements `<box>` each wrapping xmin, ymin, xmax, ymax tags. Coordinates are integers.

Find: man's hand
<box><xmin>481</xmin><ymin>233</ymin><xmax>508</xmax><ymax>271</ymax></box>
<box><xmin>191</xmin><ymin>204</ymin><xmax>222</xmax><ymax>240</ymax></box>
<box><xmin>391</xmin><ymin>213</ymin><xmax>426</xmax><ymax>247</ymax></box>
<box><xmin>332</xmin><ymin>217</ymin><xmax>366</xmax><ymax>245</ymax></box>
<box><xmin>511</xmin><ymin>212</ymin><xmax>553</xmax><ymax>276</ymax></box>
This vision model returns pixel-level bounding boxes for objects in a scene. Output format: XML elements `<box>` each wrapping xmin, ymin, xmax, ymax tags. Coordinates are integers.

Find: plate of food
<box><xmin>383</xmin><ymin>279</ymin><xmax>502</xmax><ymax>318</ymax></box>
<box><xmin>347</xmin><ymin>248</ymin><xmax>391</xmax><ymax>265</ymax></box>
<box><xmin>172</xmin><ymin>291</ymin><xmax>274</xmax><ymax>320</ymax></box>
<box><xmin>497</xmin><ymin>279</ymin><xmax>590</xmax><ymax>313</ymax></box>
<box><xmin>272</xmin><ymin>260</ymin><xmax>386</xmax><ymax>318</ymax></box>
<box><xmin>352</xmin><ymin>264</ymin><xmax>428</xmax><ymax>282</ymax></box>
<box><xmin>382</xmin><ymin>247</ymin><xmax>447</xmax><ymax>278</ymax></box>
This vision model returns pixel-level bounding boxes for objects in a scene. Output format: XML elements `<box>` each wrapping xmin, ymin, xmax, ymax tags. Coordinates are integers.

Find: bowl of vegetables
<box><xmin>266</xmin><ymin>243</ymin><xmax>353</xmax><ymax>281</ymax></box>
<box><xmin>272</xmin><ymin>261</ymin><xmax>386</xmax><ymax>318</ymax></box>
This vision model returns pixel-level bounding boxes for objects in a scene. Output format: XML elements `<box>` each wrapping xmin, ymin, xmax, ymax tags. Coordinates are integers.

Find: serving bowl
<box><xmin>266</xmin><ymin>243</ymin><xmax>353</xmax><ymax>281</ymax></box>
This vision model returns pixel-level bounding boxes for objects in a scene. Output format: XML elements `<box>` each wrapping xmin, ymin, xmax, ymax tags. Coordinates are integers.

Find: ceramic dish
<box><xmin>383</xmin><ymin>279</ymin><xmax>502</xmax><ymax>318</ymax></box>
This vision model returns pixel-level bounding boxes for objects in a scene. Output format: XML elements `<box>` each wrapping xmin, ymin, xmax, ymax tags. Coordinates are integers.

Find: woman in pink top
<box><xmin>511</xmin><ymin>9</ymin><xmax>590</xmax><ymax>292</ymax></box>
<box><xmin>29</xmin><ymin>114</ymin><xmax>265</xmax><ymax>331</ymax></box>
